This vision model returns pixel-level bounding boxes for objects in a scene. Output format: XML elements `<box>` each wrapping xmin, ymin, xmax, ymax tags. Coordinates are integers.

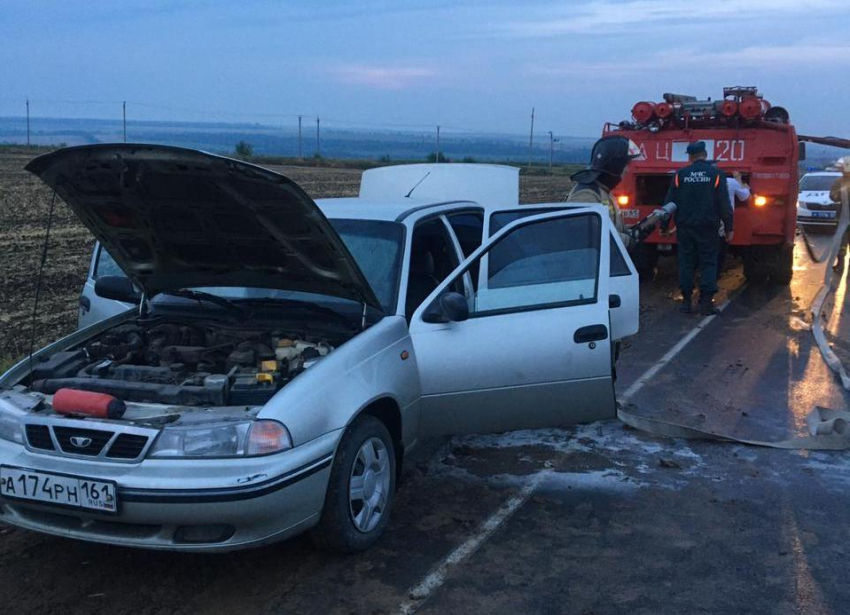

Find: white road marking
<box><xmin>397</xmin><ymin>278</ymin><xmax>747</xmax><ymax>613</ymax></box>
<box><xmin>397</xmin><ymin>478</ymin><xmax>539</xmax><ymax>615</ymax></box>
<box><xmin>620</xmin><ymin>297</ymin><xmax>735</xmax><ymax>402</ymax></box>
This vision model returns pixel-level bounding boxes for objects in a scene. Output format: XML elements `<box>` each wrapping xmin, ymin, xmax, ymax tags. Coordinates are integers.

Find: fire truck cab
<box><xmin>605</xmin><ymin>87</ymin><xmax>800</xmax><ymax>284</ymax></box>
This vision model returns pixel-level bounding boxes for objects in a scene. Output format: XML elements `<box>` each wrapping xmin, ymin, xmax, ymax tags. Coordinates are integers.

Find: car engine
<box><xmin>29</xmin><ymin>320</ymin><xmax>336</xmax><ymax>406</ymax></box>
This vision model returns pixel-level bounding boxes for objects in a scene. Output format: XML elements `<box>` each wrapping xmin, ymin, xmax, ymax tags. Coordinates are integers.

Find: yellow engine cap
<box><xmin>256</xmin><ymin>372</ymin><xmax>274</xmax><ymax>384</ymax></box>
<box><xmin>260</xmin><ymin>360</ymin><xmax>277</xmax><ymax>372</ymax></box>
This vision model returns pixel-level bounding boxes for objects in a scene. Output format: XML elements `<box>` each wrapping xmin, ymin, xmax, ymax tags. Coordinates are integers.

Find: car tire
<box><xmin>311</xmin><ymin>414</ymin><xmax>396</xmax><ymax>553</ymax></box>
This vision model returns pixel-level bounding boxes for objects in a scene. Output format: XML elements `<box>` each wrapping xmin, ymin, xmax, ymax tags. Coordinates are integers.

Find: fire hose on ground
<box><xmin>808</xmin><ymin>186</ymin><xmax>850</xmax><ymax>391</ymax></box>
<box><xmin>617</xmin><ymin>190</ymin><xmax>850</xmax><ymax>449</ymax></box>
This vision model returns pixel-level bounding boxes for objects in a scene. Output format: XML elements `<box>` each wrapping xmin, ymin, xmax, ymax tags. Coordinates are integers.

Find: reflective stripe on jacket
<box><xmin>567</xmin><ymin>182</ymin><xmax>632</xmax><ymax>247</ymax></box>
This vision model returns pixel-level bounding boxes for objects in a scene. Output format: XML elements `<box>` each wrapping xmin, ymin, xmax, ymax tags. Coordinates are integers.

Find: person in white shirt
<box><xmin>718</xmin><ymin>171</ymin><xmax>750</xmax><ymax>269</ymax></box>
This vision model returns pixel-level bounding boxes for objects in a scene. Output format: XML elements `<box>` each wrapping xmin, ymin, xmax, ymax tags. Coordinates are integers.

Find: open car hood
<box><xmin>26</xmin><ymin>144</ymin><xmax>383</xmax><ymax>310</ymax></box>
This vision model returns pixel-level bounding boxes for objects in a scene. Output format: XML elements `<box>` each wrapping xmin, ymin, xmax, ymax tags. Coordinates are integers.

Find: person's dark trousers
<box><xmin>678</xmin><ymin>225</ymin><xmax>719</xmax><ymax>300</ymax></box>
<box><xmin>717</xmin><ymin>236</ymin><xmax>727</xmax><ymax>272</ymax></box>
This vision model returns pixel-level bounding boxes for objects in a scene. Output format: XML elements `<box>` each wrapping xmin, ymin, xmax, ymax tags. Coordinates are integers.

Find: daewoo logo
<box><xmin>70</xmin><ymin>436</ymin><xmax>93</xmax><ymax>449</ymax></box>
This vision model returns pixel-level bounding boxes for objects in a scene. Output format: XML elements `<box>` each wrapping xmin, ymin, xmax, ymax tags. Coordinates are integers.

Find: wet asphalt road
<box><xmin>1</xmin><ymin>235</ymin><xmax>849</xmax><ymax>615</ymax></box>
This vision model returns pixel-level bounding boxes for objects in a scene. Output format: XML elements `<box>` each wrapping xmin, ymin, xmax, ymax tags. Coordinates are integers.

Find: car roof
<box><xmin>315</xmin><ymin>197</ymin><xmax>480</xmax><ymax>222</ymax></box>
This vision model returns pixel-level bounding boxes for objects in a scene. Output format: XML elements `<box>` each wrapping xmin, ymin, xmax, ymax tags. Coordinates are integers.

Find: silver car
<box><xmin>0</xmin><ymin>145</ymin><xmax>638</xmax><ymax>552</ymax></box>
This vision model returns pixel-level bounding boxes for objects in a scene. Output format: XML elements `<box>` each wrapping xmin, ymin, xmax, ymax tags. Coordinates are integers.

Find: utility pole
<box><xmin>548</xmin><ymin>131</ymin><xmax>559</xmax><ymax>171</ymax></box>
<box><xmin>122</xmin><ymin>101</ymin><xmax>127</xmax><ymax>142</ymax></box>
<box><xmin>436</xmin><ymin>125</ymin><xmax>441</xmax><ymax>163</ymax></box>
<box><xmin>316</xmin><ymin>116</ymin><xmax>320</xmax><ymax>157</ymax></box>
<box><xmin>527</xmin><ymin>107</ymin><xmax>535</xmax><ymax>167</ymax></box>
<box><xmin>298</xmin><ymin>115</ymin><xmax>303</xmax><ymax>159</ymax></box>
<box><xmin>26</xmin><ymin>98</ymin><xmax>30</xmax><ymax>147</ymax></box>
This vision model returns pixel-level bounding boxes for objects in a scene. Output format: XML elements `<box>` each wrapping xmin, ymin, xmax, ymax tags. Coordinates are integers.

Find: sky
<box><xmin>1</xmin><ymin>0</ymin><xmax>849</xmax><ymax>138</ymax></box>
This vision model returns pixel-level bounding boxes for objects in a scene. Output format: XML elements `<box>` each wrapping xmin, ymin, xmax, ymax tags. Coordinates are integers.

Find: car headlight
<box><xmin>149</xmin><ymin>419</ymin><xmax>292</xmax><ymax>458</ymax></box>
<box><xmin>0</xmin><ymin>400</ymin><xmax>25</xmax><ymax>445</ymax></box>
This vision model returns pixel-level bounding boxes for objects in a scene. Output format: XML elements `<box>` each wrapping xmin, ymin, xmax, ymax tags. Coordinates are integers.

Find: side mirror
<box><xmin>422</xmin><ymin>292</ymin><xmax>470</xmax><ymax>323</ymax></box>
<box><xmin>609</xmin><ymin>294</ymin><xmax>622</xmax><ymax>309</ymax></box>
<box><xmin>95</xmin><ymin>276</ymin><xmax>142</xmax><ymax>303</ymax></box>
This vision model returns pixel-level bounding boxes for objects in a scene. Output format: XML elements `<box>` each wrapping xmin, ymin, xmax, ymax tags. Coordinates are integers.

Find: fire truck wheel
<box><xmin>743</xmin><ymin>248</ymin><xmax>769</xmax><ymax>284</ymax></box>
<box><xmin>767</xmin><ymin>245</ymin><xmax>794</xmax><ymax>285</ymax></box>
<box><xmin>744</xmin><ymin>246</ymin><xmax>793</xmax><ymax>285</ymax></box>
<box><xmin>633</xmin><ymin>244</ymin><xmax>659</xmax><ymax>282</ymax></box>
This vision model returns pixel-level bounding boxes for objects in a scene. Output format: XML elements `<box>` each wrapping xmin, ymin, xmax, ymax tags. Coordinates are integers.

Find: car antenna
<box><xmin>405</xmin><ymin>172</ymin><xmax>430</xmax><ymax>198</ymax></box>
<box><xmin>28</xmin><ymin>188</ymin><xmax>58</xmax><ymax>378</ymax></box>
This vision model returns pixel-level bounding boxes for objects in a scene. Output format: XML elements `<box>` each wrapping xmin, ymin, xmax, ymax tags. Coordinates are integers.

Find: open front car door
<box><xmin>409</xmin><ymin>206</ymin><xmax>617</xmax><ymax>436</ymax></box>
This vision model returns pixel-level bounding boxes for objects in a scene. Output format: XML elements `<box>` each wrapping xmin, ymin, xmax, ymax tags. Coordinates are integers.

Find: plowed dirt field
<box><xmin>0</xmin><ymin>148</ymin><xmax>573</xmax><ymax>365</ymax></box>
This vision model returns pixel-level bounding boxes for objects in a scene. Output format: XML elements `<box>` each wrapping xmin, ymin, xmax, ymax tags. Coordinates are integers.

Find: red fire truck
<box><xmin>604</xmin><ymin>86</ymin><xmax>802</xmax><ymax>284</ymax></box>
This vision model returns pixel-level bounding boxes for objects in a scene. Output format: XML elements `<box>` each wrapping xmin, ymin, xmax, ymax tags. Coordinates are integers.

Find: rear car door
<box><xmin>409</xmin><ymin>207</ymin><xmax>615</xmax><ymax>436</ymax></box>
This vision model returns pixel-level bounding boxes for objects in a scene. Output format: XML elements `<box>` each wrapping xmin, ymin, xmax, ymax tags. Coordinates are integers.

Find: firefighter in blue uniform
<box><xmin>662</xmin><ymin>141</ymin><xmax>734</xmax><ymax>314</ymax></box>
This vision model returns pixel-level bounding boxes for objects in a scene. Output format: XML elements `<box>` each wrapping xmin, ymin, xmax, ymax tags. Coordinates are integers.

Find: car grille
<box><xmin>105</xmin><ymin>433</ymin><xmax>149</xmax><ymax>459</ymax></box>
<box><xmin>53</xmin><ymin>427</ymin><xmax>114</xmax><ymax>456</ymax></box>
<box><xmin>25</xmin><ymin>425</ymin><xmax>55</xmax><ymax>451</ymax></box>
<box><xmin>801</xmin><ymin>201</ymin><xmax>836</xmax><ymax>211</ymax></box>
<box><xmin>23</xmin><ymin>423</ymin><xmax>153</xmax><ymax>461</ymax></box>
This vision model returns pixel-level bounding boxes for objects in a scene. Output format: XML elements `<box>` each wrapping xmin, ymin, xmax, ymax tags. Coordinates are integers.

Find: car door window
<box><xmin>93</xmin><ymin>245</ymin><xmax>125</xmax><ymax>279</ymax></box>
<box><xmin>492</xmin><ymin>208</ymin><xmax>627</xmax><ymax>278</ymax></box>
<box><xmin>406</xmin><ymin>218</ymin><xmax>463</xmax><ymax>319</ymax></box>
<box><xmin>439</xmin><ymin>212</ymin><xmax>601</xmax><ymax>315</ymax></box>
<box><xmin>610</xmin><ymin>233</ymin><xmax>631</xmax><ymax>277</ymax></box>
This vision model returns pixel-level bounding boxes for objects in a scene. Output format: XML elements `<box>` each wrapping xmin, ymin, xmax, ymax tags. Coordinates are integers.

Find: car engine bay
<box><xmin>28</xmin><ymin>319</ymin><xmax>340</xmax><ymax>407</ymax></box>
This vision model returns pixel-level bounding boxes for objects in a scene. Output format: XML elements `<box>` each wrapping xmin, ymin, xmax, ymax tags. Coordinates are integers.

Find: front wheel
<box><xmin>311</xmin><ymin>415</ymin><xmax>396</xmax><ymax>552</ymax></box>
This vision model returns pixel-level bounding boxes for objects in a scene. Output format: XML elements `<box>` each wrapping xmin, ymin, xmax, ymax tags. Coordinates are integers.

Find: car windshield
<box><xmin>800</xmin><ymin>175</ymin><xmax>840</xmax><ymax>191</ymax></box>
<box><xmin>151</xmin><ymin>219</ymin><xmax>405</xmax><ymax>314</ymax></box>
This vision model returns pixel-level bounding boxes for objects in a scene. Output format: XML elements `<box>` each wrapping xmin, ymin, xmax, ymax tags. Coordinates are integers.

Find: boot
<box><xmin>699</xmin><ymin>296</ymin><xmax>719</xmax><ymax>315</ymax></box>
<box><xmin>679</xmin><ymin>293</ymin><xmax>693</xmax><ymax>314</ymax></box>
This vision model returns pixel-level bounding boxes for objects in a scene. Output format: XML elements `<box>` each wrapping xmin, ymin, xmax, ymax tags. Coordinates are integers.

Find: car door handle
<box><xmin>609</xmin><ymin>294</ymin><xmax>621</xmax><ymax>309</ymax></box>
<box><xmin>79</xmin><ymin>295</ymin><xmax>91</xmax><ymax>312</ymax></box>
<box><xmin>574</xmin><ymin>324</ymin><xmax>608</xmax><ymax>344</ymax></box>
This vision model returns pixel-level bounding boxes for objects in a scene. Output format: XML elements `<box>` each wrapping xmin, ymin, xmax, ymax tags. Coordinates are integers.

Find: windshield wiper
<box><xmin>159</xmin><ymin>289</ymin><xmax>247</xmax><ymax>317</ymax></box>
<box><xmin>235</xmin><ymin>298</ymin><xmax>362</xmax><ymax>331</ymax></box>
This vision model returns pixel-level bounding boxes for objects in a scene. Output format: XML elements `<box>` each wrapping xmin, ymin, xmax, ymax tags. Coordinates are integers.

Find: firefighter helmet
<box><xmin>588</xmin><ymin>135</ymin><xmax>641</xmax><ymax>179</ymax></box>
<box><xmin>571</xmin><ymin>136</ymin><xmax>641</xmax><ymax>188</ymax></box>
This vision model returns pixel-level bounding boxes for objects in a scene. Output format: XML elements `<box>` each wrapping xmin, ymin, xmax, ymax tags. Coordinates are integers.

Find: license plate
<box><xmin>811</xmin><ymin>211</ymin><xmax>836</xmax><ymax>218</ymax></box>
<box><xmin>0</xmin><ymin>466</ymin><xmax>117</xmax><ymax>514</ymax></box>
<box><xmin>620</xmin><ymin>208</ymin><xmax>641</xmax><ymax>219</ymax></box>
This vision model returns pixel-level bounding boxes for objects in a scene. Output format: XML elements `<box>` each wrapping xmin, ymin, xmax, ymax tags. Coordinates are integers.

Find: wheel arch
<box><xmin>352</xmin><ymin>396</ymin><xmax>405</xmax><ymax>479</ymax></box>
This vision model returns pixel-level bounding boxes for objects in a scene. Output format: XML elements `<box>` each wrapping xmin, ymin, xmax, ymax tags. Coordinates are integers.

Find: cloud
<box><xmin>528</xmin><ymin>43</ymin><xmax>850</xmax><ymax>79</ymax></box>
<box><xmin>501</xmin><ymin>0</ymin><xmax>847</xmax><ymax>37</ymax></box>
<box><xmin>329</xmin><ymin>64</ymin><xmax>439</xmax><ymax>89</ymax></box>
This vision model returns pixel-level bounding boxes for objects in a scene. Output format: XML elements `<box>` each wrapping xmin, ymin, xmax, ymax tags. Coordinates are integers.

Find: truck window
<box><xmin>635</xmin><ymin>174</ymin><xmax>675</xmax><ymax>207</ymax></box>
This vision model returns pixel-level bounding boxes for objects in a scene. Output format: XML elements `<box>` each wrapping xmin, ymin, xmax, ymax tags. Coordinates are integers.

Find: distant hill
<box><xmin>0</xmin><ymin>116</ymin><xmax>595</xmax><ymax>164</ymax></box>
